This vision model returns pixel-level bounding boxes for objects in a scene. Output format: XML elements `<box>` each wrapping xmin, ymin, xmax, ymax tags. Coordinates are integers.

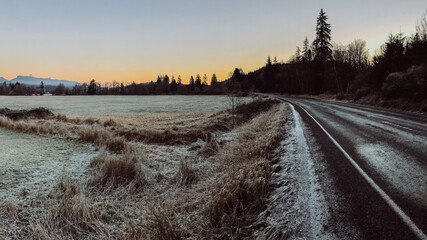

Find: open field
<box><xmin>0</xmin><ymin>95</ymin><xmax>287</xmax><ymax>239</ymax></box>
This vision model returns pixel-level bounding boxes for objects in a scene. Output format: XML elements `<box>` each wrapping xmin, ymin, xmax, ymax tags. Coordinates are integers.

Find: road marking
<box><xmin>281</xmin><ymin>98</ymin><xmax>427</xmax><ymax>240</ymax></box>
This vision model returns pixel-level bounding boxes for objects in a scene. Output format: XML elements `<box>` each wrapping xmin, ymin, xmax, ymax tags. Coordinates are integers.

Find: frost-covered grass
<box><xmin>0</xmin><ymin>97</ymin><xmax>287</xmax><ymax>239</ymax></box>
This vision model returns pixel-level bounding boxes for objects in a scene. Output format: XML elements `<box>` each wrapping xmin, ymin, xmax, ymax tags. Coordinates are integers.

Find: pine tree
<box><xmin>266</xmin><ymin>56</ymin><xmax>272</xmax><ymax>67</ymax></box>
<box><xmin>313</xmin><ymin>9</ymin><xmax>332</xmax><ymax>62</ymax></box>
<box><xmin>170</xmin><ymin>75</ymin><xmax>177</xmax><ymax>92</ymax></box>
<box><xmin>264</xmin><ymin>56</ymin><xmax>274</xmax><ymax>92</ymax></box>
<box><xmin>189</xmin><ymin>76</ymin><xmax>195</xmax><ymax>91</ymax></box>
<box><xmin>302</xmin><ymin>37</ymin><xmax>312</xmax><ymax>61</ymax></box>
<box><xmin>195</xmin><ymin>74</ymin><xmax>202</xmax><ymax>89</ymax></box>
<box><xmin>210</xmin><ymin>73</ymin><xmax>218</xmax><ymax>86</ymax></box>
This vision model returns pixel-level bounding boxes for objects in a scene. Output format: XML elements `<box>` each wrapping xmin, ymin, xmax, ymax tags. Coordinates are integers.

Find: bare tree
<box><xmin>347</xmin><ymin>39</ymin><xmax>370</xmax><ymax>69</ymax></box>
<box><xmin>332</xmin><ymin>43</ymin><xmax>348</xmax><ymax>63</ymax></box>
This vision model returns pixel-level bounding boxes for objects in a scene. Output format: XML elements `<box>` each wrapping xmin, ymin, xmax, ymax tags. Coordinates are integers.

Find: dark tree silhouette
<box><xmin>210</xmin><ymin>73</ymin><xmax>218</xmax><ymax>86</ymax></box>
<box><xmin>120</xmin><ymin>83</ymin><xmax>125</xmax><ymax>94</ymax></box>
<box><xmin>88</xmin><ymin>79</ymin><xmax>97</xmax><ymax>95</ymax></box>
<box><xmin>170</xmin><ymin>75</ymin><xmax>178</xmax><ymax>92</ymax></box>
<box><xmin>51</xmin><ymin>83</ymin><xmax>66</xmax><ymax>95</ymax></box>
<box><xmin>189</xmin><ymin>76</ymin><xmax>195</xmax><ymax>91</ymax></box>
<box><xmin>313</xmin><ymin>9</ymin><xmax>332</xmax><ymax>63</ymax></box>
<box><xmin>195</xmin><ymin>74</ymin><xmax>202</xmax><ymax>90</ymax></box>
<box><xmin>302</xmin><ymin>37</ymin><xmax>312</xmax><ymax>61</ymax></box>
<box><xmin>264</xmin><ymin>56</ymin><xmax>275</xmax><ymax>92</ymax></box>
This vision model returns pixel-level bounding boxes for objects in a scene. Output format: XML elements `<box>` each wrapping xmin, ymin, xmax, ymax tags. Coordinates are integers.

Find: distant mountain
<box><xmin>9</xmin><ymin>75</ymin><xmax>79</xmax><ymax>87</ymax></box>
<box><xmin>0</xmin><ymin>77</ymin><xmax>9</xmax><ymax>83</ymax></box>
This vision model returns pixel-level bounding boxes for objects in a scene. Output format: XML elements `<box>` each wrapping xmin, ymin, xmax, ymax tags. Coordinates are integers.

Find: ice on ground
<box><xmin>0</xmin><ymin>95</ymin><xmax>252</xmax><ymax>116</ymax></box>
<box><xmin>357</xmin><ymin>143</ymin><xmax>427</xmax><ymax>208</ymax></box>
<box><xmin>254</xmin><ymin>105</ymin><xmax>333</xmax><ymax>239</ymax></box>
<box><xmin>0</xmin><ymin>128</ymin><xmax>96</xmax><ymax>201</ymax></box>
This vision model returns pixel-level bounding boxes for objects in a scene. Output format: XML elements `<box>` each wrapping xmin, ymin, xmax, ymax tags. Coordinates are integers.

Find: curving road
<box><xmin>277</xmin><ymin>97</ymin><xmax>427</xmax><ymax>239</ymax></box>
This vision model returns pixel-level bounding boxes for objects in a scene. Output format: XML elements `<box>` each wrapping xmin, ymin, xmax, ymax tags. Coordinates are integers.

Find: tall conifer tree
<box><xmin>313</xmin><ymin>9</ymin><xmax>332</xmax><ymax>62</ymax></box>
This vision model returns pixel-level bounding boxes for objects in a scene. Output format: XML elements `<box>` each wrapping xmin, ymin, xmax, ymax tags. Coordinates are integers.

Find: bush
<box><xmin>354</xmin><ymin>86</ymin><xmax>372</xmax><ymax>100</ymax></box>
<box><xmin>382</xmin><ymin>65</ymin><xmax>427</xmax><ymax>99</ymax></box>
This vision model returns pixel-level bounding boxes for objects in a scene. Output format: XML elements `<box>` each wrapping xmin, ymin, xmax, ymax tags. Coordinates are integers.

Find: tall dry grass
<box><xmin>202</xmin><ymin>103</ymin><xmax>287</xmax><ymax>238</ymax></box>
<box><xmin>90</xmin><ymin>149</ymin><xmax>146</xmax><ymax>189</ymax></box>
<box><xmin>142</xmin><ymin>102</ymin><xmax>287</xmax><ymax>239</ymax></box>
<box><xmin>77</xmin><ymin>128</ymin><xmax>127</xmax><ymax>153</ymax></box>
<box><xmin>31</xmin><ymin>177</ymin><xmax>105</xmax><ymax>239</ymax></box>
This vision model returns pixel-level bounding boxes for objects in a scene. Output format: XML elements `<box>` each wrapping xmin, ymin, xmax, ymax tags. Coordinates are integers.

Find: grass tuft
<box><xmin>91</xmin><ymin>149</ymin><xmax>146</xmax><ymax>188</ymax></box>
<box><xmin>176</xmin><ymin>159</ymin><xmax>197</xmax><ymax>186</ymax></box>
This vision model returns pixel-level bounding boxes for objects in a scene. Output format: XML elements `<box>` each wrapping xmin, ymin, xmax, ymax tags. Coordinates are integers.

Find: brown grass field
<box><xmin>0</xmin><ymin>97</ymin><xmax>288</xmax><ymax>239</ymax></box>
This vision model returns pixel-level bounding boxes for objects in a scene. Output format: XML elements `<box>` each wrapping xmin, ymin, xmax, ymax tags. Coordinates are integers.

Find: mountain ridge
<box><xmin>0</xmin><ymin>75</ymin><xmax>79</xmax><ymax>87</ymax></box>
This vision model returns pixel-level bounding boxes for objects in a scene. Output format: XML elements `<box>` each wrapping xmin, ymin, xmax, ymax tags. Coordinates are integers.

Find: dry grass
<box><xmin>176</xmin><ymin>159</ymin><xmax>197</xmax><ymax>186</ymax></box>
<box><xmin>142</xmin><ymin>102</ymin><xmax>287</xmax><ymax>239</ymax></box>
<box><xmin>0</xmin><ymin>97</ymin><xmax>288</xmax><ymax>239</ymax></box>
<box><xmin>103</xmin><ymin>118</ymin><xmax>117</xmax><ymax>127</ymax></box>
<box><xmin>0</xmin><ymin>116</ymin><xmax>64</xmax><ymax>136</ymax></box>
<box><xmin>0</xmin><ymin>199</ymin><xmax>20</xmax><ymax>218</ymax></box>
<box><xmin>32</xmin><ymin>177</ymin><xmax>104</xmax><ymax>239</ymax></box>
<box><xmin>77</xmin><ymin>128</ymin><xmax>127</xmax><ymax>153</ymax></box>
<box><xmin>143</xmin><ymin>203</ymin><xmax>190</xmax><ymax>240</ymax></box>
<box><xmin>90</xmin><ymin>149</ymin><xmax>146</xmax><ymax>188</ymax></box>
<box><xmin>202</xmin><ymin>103</ymin><xmax>287</xmax><ymax>238</ymax></box>
<box><xmin>199</xmin><ymin>133</ymin><xmax>220</xmax><ymax>156</ymax></box>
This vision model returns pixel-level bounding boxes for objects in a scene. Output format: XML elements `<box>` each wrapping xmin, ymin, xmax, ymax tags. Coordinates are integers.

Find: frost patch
<box><xmin>0</xmin><ymin>128</ymin><xmax>96</xmax><ymax>201</ymax></box>
<box><xmin>357</xmin><ymin>143</ymin><xmax>427</xmax><ymax>207</ymax></box>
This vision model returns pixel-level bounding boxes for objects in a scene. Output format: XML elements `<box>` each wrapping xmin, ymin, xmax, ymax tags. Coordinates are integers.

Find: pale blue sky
<box><xmin>0</xmin><ymin>0</ymin><xmax>425</xmax><ymax>83</ymax></box>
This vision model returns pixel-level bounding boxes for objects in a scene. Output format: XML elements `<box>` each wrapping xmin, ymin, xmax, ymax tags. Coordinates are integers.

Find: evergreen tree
<box><xmin>189</xmin><ymin>76</ymin><xmax>195</xmax><ymax>91</ymax></box>
<box><xmin>302</xmin><ymin>37</ymin><xmax>312</xmax><ymax>61</ymax></box>
<box><xmin>210</xmin><ymin>73</ymin><xmax>218</xmax><ymax>86</ymax></box>
<box><xmin>290</xmin><ymin>47</ymin><xmax>302</xmax><ymax>63</ymax></box>
<box><xmin>163</xmin><ymin>75</ymin><xmax>170</xmax><ymax>94</ymax></box>
<box><xmin>120</xmin><ymin>83</ymin><xmax>125</xmax><ymax>94</ymax></box>
<box><xmin>264</xmin><ymin>56</ymin><xmax>275</xmax><ymax>92</ymax></box>
<box><xmin>266</xmin><ymin>56</ymin><xmax>272</xmax><ymax>67</ymax></box>
<box><xmin>195</xmin><ymin>74</ymin><xmax>202</xmax><ymax>89</ymax></box>
<box><xmin>40</xmin><ymin>81</ymin><xmax>45</xmax><ymax>95</ymax></box>
<box><xmin>313</xmin><ymin>9</ymin><xmax>332</xmax><ymax>62</ymax></box>
<box><xmin>170</xmin><ymin>76</ymin><xmax>178</xmax><ymax>92</ymax></box>
<box><xmin>177</xmin><ymin>75</ymin><xmax>182</xmax><ymax>85</ymax></box>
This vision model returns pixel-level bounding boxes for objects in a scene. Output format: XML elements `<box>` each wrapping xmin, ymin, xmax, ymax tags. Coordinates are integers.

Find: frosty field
<box><xmin>0</xmin><ymin>95</ymin><xmax>287</xmax><ymax>239</ymax></box>
<box><xmin>0</xmin><ymin>95</ymin><xmax>245</xmax><ymax>116</ymax></box>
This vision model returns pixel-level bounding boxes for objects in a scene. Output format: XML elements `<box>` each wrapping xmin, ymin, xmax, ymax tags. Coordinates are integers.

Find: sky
<box><xmin>0</xmin><ymin>0</ymin><xmax>426</xmax><ymax>84</ymax></box>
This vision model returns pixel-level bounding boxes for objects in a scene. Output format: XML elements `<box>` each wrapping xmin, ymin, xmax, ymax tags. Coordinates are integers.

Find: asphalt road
<box><xmin>278</xmin><ymin>97</ymin><xmax>427</xmax><ymax>240</ymax></box>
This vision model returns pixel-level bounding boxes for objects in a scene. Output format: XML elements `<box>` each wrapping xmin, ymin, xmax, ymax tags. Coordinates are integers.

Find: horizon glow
<box><xmin>0</xmin><ymin>0</ymin><xmax>425</xmax><ymax>84</ymax></box>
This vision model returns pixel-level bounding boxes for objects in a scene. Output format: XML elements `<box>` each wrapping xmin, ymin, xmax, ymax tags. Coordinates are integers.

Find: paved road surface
<box><xmin>277</xmin><ymin>97</ymin><xmax>427</xmax><ymax>239</ymax></box>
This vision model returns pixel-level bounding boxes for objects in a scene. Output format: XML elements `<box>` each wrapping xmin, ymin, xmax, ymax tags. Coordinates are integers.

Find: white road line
<box><xmin>283</xmin><ymin>99</ymin><xmax>427</xmax><ymax>240</ymax></box>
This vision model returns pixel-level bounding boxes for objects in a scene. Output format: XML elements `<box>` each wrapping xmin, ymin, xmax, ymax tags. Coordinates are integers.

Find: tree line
<box><xmin>0</xmin><ymin>82</ymin><xmax>44</xmax><ymax>96</ymax></box>
<box><xmin>50</xmin><ymin>73</ymin><xmax>229</xmax><ymax>95</ymax></box>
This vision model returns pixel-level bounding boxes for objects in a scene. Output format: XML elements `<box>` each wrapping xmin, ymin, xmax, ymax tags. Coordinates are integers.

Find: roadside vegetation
<box><xmin>0</xmin><ymin>96</ymin><xmax>288</xmax><ymax>239</ymax></box>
